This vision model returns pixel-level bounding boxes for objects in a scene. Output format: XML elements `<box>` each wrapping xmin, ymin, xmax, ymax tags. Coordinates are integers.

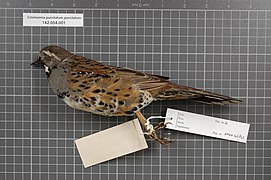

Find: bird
<box><xmin>31</xmin><ymin>45</ymin><xmax>241</xmax><ymax>144</ymax></box>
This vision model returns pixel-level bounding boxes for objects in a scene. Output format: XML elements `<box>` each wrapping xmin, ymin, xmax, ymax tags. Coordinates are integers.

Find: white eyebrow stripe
<box><xmin>42</xmin><ymin>50</ymin><xmax>61</xmax><ymax>61</ymax></box>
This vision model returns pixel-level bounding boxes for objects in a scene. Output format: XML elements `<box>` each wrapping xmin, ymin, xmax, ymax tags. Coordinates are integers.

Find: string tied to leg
<box><xmin>144</xmin><ymin>116</ymin><xmax>172</xmax><ymax>135</ymax></box>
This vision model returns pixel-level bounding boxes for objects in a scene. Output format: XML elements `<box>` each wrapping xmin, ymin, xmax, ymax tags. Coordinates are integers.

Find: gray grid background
<box><xmin>1</xmin><ymin>1</ymin><xmax>271</xmax><ymax>180</ymax></box>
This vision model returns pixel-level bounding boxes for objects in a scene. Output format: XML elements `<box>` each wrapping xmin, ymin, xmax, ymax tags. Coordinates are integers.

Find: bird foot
<box><xmin>135</xmin><ymin>111</ymin><xmax>175</xmax><ymax>145</ymax></box>
<box><xmin>153</xmin><ymin>121</ymin><xmax>173</xmax><ymax>131</ymax></box>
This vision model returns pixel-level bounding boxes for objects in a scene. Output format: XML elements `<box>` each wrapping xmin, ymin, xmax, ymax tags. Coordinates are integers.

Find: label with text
<box><xmin>23</xmin><ymin>13</ymin><xmax>83</xmax><ymax>27</ymax></box>
<box><xmin>165</xmin><ymin>108</ymin><xmax>250</xmax><ymax>143</ymax></box>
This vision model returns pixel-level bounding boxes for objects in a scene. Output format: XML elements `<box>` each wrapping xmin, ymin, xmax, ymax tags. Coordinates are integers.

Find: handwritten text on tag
<box><xmin>165</xmin><ymin>108</ymin><xmax>250</xmax><ymax>143</ymax></box>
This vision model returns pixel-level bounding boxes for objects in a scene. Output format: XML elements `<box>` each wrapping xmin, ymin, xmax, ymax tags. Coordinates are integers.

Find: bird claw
<box><xmin>149</xmin><ymin>132</ymin><xmax>175</xmax><ymax>145</ymax></box>
<box><xmin>148</xmin><ymin>121</ymin><xmax>174</xmax><ymax>145</ymax></box>
<box><xmin>135</xmin><ymin>111</ymin><xmax>174</xmax><ymax>145</ymax></box>
<box><xmin>154</xmin><ymin>121</ymin><xmax>173</xmax><ymax>131</ymax></box>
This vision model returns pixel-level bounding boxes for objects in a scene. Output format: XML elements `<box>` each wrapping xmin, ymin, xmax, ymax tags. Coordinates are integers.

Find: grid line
<box><xmin>0</xmin><ymin>8</ymin><xmax>270</xmax><ymax>180</ymax></box>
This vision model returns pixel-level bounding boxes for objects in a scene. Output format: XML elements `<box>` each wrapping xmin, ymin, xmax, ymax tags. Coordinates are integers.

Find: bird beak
<box><xmin>31</xmin><ymin>56</ymin><xmax>42</xmax><ymax>66</ymax></box>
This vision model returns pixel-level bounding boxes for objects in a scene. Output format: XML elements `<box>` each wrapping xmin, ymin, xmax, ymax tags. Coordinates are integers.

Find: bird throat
<box><xmin>43</xmin><ymin>65</ymin><xmax>51</xmax><ymax>76</ymax></box>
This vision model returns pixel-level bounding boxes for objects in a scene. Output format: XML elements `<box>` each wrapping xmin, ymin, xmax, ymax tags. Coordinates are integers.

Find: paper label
<box><xmin>75</xmin><ymin>119</ymin><xmax>148</xmax><ymax>168</ymax></box>
<box><xmin>23</xmin><ymin>13</ymin><xmax>83</xmax><ymax>27</ymax></box>
<box><xmin>165</xmin><ymin>108</ymin><xmax>250</xmax><ymax>143</ymax></box>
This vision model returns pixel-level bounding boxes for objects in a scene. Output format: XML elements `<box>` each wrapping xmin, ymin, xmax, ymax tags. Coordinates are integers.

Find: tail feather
<box><xmin>190</xmin><ymin>95</ymin><xmax>242</xmax><ymax>105</ymax></box>
<box><xmin>153</xmin><ymin>83</ymin><xmax>241</xmax><ymax>105</ymax></box>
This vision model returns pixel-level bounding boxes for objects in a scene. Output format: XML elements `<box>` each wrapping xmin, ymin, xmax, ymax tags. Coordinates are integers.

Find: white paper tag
<box><xmin>165</xmin><ymin>108</ymin><xmax>250</xmax><ymax>143</ymax></box>
<box><xmin>75</xmin><ymin>119</ymin><xmax>148</xmax><ymax>168</ymax></box>
<box><xmin>23</xmin><ymin>13</ymin><xmax>83</xmax><ymax>27</ymax></box>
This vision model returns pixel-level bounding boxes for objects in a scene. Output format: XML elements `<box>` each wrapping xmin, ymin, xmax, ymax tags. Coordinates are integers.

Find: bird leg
<box><xmin>135</xmin><ymin>111</ymin><xmax>174</xmax><ymax>145</ymax></box>
<box><xmin>154</xmin><ymin>121</ymin><xmax>170</xmax><ymax>131</ymax></box>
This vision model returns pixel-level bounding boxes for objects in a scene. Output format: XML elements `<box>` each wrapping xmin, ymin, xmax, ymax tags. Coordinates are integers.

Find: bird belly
<box><xmin>63</xmin><ymin>96</ymin><xmax>112</xmax><ymax>116</ymax></box>
<box><xmin>62</xmin><ymin>90</ymin><xmax>154</xmax><ymax>117</ymax></box>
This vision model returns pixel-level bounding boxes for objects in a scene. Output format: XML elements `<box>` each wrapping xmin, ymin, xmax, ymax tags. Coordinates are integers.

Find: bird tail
<box><xmin>153</xmin><ymin>83</ymin><xmax>241</xmax><ymax>105</ymax></box>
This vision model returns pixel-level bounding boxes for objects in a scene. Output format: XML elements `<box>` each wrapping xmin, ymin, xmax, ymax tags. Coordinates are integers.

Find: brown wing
<box><xmin>115</xmin><ymin>67</ymin><xmax>170</xmax><ymax>90</ymax></box>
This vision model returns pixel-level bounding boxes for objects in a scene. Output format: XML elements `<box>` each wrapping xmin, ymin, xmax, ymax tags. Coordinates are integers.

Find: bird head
<box><xmin>31</xmin><ymin>45</ymin><xmax>73</xmax><ymax>75</ymax></box>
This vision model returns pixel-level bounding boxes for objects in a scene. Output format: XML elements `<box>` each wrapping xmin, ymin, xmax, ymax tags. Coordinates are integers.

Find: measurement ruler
<box><xmin>0</xmin><ymin>0</ymin><xmax>265</xmax><ymax>10</ymax></box>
